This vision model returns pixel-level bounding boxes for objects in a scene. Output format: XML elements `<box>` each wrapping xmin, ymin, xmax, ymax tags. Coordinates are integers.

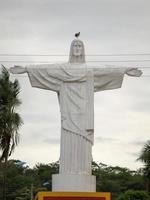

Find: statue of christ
<box><xmin>10</xmin><ymin>36</ymin><xmax>142</xmax><ymax>192</ymax></box>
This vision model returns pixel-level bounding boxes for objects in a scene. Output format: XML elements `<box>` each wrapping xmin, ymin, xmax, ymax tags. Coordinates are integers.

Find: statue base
<box><xmin>35</xmin><ymin>192</ymin><xmax>111</xmax><ymax>200</ymax></box>
<box><xmin>52</xmin><ymin>174</ymin><xmax>96</xmax><ymax>192</ymax></box>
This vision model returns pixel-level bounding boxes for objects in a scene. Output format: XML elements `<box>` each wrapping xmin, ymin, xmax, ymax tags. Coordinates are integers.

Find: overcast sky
<box><xmin>0</xmin><ymin>0</ymin><xmax>150</xmax><ymax>170</ymax></box>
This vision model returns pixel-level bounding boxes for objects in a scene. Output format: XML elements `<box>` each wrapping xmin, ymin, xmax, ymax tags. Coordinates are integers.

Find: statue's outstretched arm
<box><xmin>125</xmin><ymin>68</ymin><xmax>143</xmax><ymax>77</ymax></box>
<box><xmin>9</xmin><ymin>65</ymin><xmax>27</xmax><ymax>74</ymax></box>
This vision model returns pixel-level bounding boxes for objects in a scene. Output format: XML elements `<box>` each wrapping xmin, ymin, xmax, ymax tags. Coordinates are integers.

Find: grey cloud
<box><xmin>0</xmin><ymin>0</ymin><xmax>150</xmax><ymax>42</ymax></box>
<box><xmin>128</xmin><ymin>80</ymin><xmax>150</xmax><ymax>113</ymax></box>
<box><xmin>18</xmin><ymin>126</ymin><xmax>60</xmax><ymax>146</ymax></box>
<box><xmin>22</xmin><ymin>112</ymin><xmax>60</xmax><ymax>124</ymax></box>
<box><xmin>132</xmin><ymin>101</ymin><xmax>150</xmax><ymax>113</ymax></box>
<box><xmin>95</xmin><ymin>136</ymin><xmax>118</xmax><ymax>143</ymax></box>
<box><xmin>126</xmin><ymin>152</ymin><xmax>139</xmax><ymax>157</ymax></box>
<box><xmin>43</xmin><ymin>137</ymin><xmax>60</xmax><ymax>145</ymax></box>
<box><xmin>128</xmin><ymin>98</ymin><xmax>150</xmax><ymax>114</ymax></box>
<box><xmin>129</xmin><ymin>140</ymin><xmax>147</xmax><ymax>146</ymax></box>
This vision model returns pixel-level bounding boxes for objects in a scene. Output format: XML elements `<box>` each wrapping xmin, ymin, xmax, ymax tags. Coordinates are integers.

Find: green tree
<box><xmin>137</xmin><ymin>140</ymin><xmax>150</xmax><ymax>193</ymax></box>
<box><xmin>33</xmin><ymin>161</ymin><xmax>59</xmax><ymax>191</ymax></box>
<box><xmin>0</xmin><ymin>66</ymin><xmax>23</xmax><ymax>200</ymax></box>
<box><xmin>0</xmin><ymin>160</ymin><xmax>146</xmax><ymax>200</ymax></box>
<box><xmin>92</xmin><ymin>162</ymin><xmax>145</xmax><ymax>200</ymax></box>
<box><xmin>116</xmin><ymin>190</ymin><xmax>150</xmax><ymax>200</ymax></box>
<box><xmin>0</xmin><ymin>160</ymin><xmax>32</xmax><ymax>200</ymax></box>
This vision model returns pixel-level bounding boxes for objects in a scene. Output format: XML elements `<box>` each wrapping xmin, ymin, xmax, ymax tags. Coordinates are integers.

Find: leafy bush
<box><xmin>116</xmin><ymin>190</ymin><xmax>150</xmax><ymax>200</ymax></box>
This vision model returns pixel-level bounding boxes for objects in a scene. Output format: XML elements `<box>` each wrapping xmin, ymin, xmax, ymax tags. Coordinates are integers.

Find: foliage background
<box><xmin>0</xmin><ymin>160</ymin><xmax>147</xmax><ymax>200</ymax></box>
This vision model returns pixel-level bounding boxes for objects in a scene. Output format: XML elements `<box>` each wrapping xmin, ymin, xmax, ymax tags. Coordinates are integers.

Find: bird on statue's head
<box><xmin>75</xmin><ymin>32</ymin><xmax>80</xmax><ymax>38</ymax></box>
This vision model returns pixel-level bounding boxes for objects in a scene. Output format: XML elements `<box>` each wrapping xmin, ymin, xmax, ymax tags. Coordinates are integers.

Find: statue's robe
<box><xmin>27</xmin><ymin>63</ymin><xmax>126</xmax><ymax>174</ymax></box>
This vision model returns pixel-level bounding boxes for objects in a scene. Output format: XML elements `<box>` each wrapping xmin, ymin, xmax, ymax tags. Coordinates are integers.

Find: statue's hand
<box><xmin>9</xmin><ymin>65</ymin><xmax>26</xmax><ymax>74</ymax></box>
<box><xmin>126</xmin><ymin>68</ymin><xmax>143</xmax><ymax>77</ymax></box>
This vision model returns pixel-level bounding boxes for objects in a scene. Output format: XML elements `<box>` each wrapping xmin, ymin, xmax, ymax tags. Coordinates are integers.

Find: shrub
<box><xmin>116</xmin><ymin>190</ymin><xmax>150</xmax><ymax>200</ymax></box>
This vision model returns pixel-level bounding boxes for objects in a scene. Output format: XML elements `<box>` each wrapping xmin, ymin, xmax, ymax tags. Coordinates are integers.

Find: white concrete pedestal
<box><xmin>52</xmin><ymin>174</ymin><xmax>96</xmax><ymax>192</ymax></box>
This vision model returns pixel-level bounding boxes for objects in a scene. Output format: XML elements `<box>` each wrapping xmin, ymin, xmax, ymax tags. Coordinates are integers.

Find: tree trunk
<box><xmin>2</xmin><ymin>157</ymin><xmax>7</xmax><ymax>200</ymax></box>
<box><xmin>146</xmin><ymin>179</ymin><xmax>150</xmax><ymax>194</ymax></box>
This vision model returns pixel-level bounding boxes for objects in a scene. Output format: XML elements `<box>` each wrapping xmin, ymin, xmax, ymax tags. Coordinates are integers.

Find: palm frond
<box><xmin>0</xmin><ymin>65</ymin><xmax>23</xmax><ymax>162</ymax></box>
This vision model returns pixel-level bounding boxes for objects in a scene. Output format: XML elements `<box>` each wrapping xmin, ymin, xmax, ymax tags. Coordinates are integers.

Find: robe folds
<box><xmin>27</xmin><ymin>63</ymin><xmax>126</xmax><ymax>174</ymax></box>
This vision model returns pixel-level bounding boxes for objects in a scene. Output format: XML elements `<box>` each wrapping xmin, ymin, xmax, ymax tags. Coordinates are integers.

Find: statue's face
<box><xmin>72</xmin><ymin>41</ymin><xmax>83</xmax><ymax>56</ymax></box>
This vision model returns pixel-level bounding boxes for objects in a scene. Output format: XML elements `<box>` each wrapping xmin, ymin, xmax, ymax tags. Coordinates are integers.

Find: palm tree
<box><xmin>0</xmin><ymin>66</ymin><xmax>23</xmax><ymax>200</ymax></box>
<box><xmin>137</xmin><ymin>140</ymin><xmax>150</xmax><ymax>193</ymax></box>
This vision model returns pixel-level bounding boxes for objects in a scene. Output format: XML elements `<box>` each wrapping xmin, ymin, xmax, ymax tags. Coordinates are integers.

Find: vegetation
<box><xmin>116</xmin><ymin>190</ymin><xmax>150</xmax><ymax>200</ymax></box>
<box><xmin>0</xmin><ymin>160</ymin><xmax>147</xmax><ymax>200</ymax></box>
<box><xmin>0</xmin><ymin>66</ymin><xmax>22</xmax><ymax>200</ymax></box>
<box><xmin>0</xmin><ymin>160</ymin><xmax>59</xmax><ymax>200</ymax></box>
<box><xmin>137</xmin><ymin>140</ymin><xmax>150</xmax><ymax>193</ymax></box>
<box><xmin>92</xmin><ymin>162</ymin><xmax>145</xmax><ymax>199</ymax></box>
<box><xmin>0</xmin><ymin>66</ymin><xmax>22</xmax><ymax>162</ymax></box>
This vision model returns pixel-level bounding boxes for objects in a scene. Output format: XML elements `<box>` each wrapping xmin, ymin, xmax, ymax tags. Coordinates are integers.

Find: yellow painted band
<box><xmin>35</xmin><ymin>192</ymin><xmax>110</xmax><ymax>200</ymax></box>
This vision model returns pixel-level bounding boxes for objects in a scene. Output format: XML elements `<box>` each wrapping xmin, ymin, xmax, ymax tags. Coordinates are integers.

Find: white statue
<box><xmin>10</xmin><ymin>36</ymin><xmax>142</xmax><ymax>192</ymax></box>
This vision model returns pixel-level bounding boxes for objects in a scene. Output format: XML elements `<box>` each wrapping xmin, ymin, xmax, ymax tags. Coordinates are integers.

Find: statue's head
<box><xmin>69</xmin><ymin>39</ymin><xmax>85</xmax><ymax>64</ymax></box>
